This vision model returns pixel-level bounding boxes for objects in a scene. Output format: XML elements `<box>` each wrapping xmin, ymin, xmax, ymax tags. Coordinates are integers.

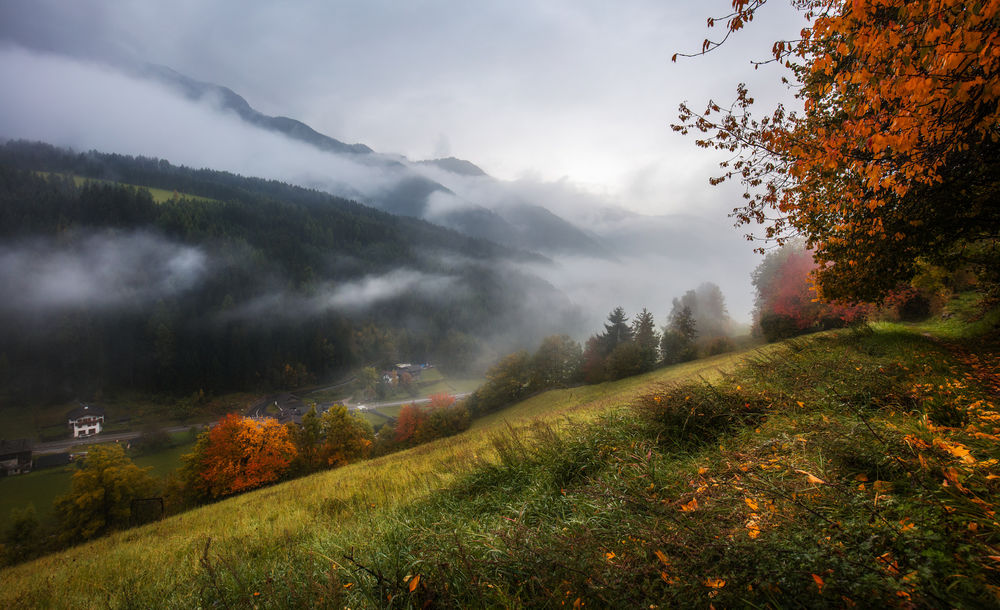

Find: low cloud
<box><xmin>221</xmin><ymin>269</ymin><xmax>457</xmax><ymax>322</ymax></box>
<box><xmin>0</xmin><ymin>45</ymin><xmax>764</xmax><ymax>330</ymax></box>
<box><xmin>0</xmin><ymin>230</ymin><xmax>207</xmax><ymax>314</ymax></box>
<box><xmin>0</xmin><ymin>46</ymin><xmax>426</xmax><ymax>208</ymax></box>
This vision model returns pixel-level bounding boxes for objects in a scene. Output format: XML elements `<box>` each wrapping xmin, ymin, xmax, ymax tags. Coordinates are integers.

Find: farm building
<box><xmin>0</xmin><ymin>438</ymin><xmax>33</xmax><ymax>476</ymax></box>
<box><xmin>66</xmin><ymin>403</ymin><xmax>105</xmax><ymax>438</ymax></box>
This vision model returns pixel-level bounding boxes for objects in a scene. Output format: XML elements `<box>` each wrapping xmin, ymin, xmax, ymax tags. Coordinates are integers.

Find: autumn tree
<box><xmin>423</xmin><ymin>393</ymin><xmax>471</xmax><ymax>439</ymax></box>
<box><xmin>394</xmin><ymin>403</ymin><xmax>430</xmax><ymax>446</ymax></box>
<box><xmin>465</xmin><ymin>350</ymin><xmax>532</xmax><ymax>417</ymax></box>
<box><xmin>320</xmin><ymin>404</ymin><xmax>374</xmax><ymax>466</ymax></box>
<box><xmin>605</xmin><ymin>341</ymin><xmax>646</xmax><ymax>380</ymax></box>
<box><xmin>2</xmin><ymin>505</ymin><xmax>43</xmax><ymax>565</ymax></box>
<box><xmin>675</xmin><ymin>0</ymin><xmax>1000</xmax><ymax>301</ymax></box>
<box><xmin>185</xmin><ymin>414</ymin><xmax>297</xmax><ymax>498</ymax></box>
<box><xmin>292</xmin><ymin>405</ymin><xmax>323</xmax><ymax>473</ymax></box>
<box><xmin>752</xmin><ymin>241</ymin><xmax>872</xmax><ymax>340</ymax></box>
<box><xmin>54</xmin><ymin>444</ymin><xmax>158</xmax><ymax>541</ymax></box>
<box><xmin>581</xmin><ymin>336</ymin><xmax>610</xmax><ymax>384</ymax></box>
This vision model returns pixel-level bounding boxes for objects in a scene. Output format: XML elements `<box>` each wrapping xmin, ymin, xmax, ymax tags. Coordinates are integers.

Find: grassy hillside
<box><xmin>36</xmin><ymin>171</ymin><xmax>218</xmax><ymax>204</ymax></box>
<box><xmin>0</xmin><ymin>353</ymin><xmax>743</xmax><ymax>607</ymax></box>
<box><xmin>4</xmin><ymin>305</ymin><xmax>1000</xmax><ymax>607</ymax></box>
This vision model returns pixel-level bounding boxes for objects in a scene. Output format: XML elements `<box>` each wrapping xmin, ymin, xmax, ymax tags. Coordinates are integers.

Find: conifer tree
<box><xmin>631</xmin><ymin>308</ymin><xmax>660</xmax><ymax>372</ymax></box>
<box><xmin>601</xmin><ymin>306</ymin><xmax>633</xmax><ymax>354</ymax></box>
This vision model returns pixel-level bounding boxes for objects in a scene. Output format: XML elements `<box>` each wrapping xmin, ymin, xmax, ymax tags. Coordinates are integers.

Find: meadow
<box><xmin>0</xmin><ymin>433</ymin><xmax>199</xmax><ymax>525</ymax></box>
<box><xmin>35</xmin><ymin>172</ymin><xmax>217</xmax><ymax>204</ymax></box>
<box><xmin>4</xmin><ymin>302</ymin><xmax>1000</xmax><ymax>607</ymax></box>
<box><xmin>0</xmin><ymin>349</ymin><xmax>747</xmax><ymax>607</ymax></box>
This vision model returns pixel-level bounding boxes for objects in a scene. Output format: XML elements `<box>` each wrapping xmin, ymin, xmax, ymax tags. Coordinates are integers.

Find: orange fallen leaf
<box><xmin>680</xmin><ymin>497</ymin><xmax>699</xmax><ymax>512</ymax></box>
<box><xmin>705</xmin><ymin>578</ymin><xmax>726</xmax><ymax>589</ymax></box>
<box><xmin>654</xmin><ymin>550</ymin><xmax>669</xmax><ymax>566</ymax></box>
<box><xmin>744</xmin><ymin>497</ymin><xmax>759</xmax><ymax>511</ymax></box>
<box><xmin>812</xmin><ymin>573</ymin><xmax>824</xmax><ymax>591</ymax></box>
<box><xmin>605</xmin><ymin>551</ymin><xmax>616</xmax><ymax>560</ymax></box>
<box><xmin>795</xmin><ymin>469</ymin><xmax>826</xmax><ymax>485</ymax></box>
<box><xmin>408</xmin><ymin>574</ymin><xmax>420</xmax><ymax>592</ymax></box>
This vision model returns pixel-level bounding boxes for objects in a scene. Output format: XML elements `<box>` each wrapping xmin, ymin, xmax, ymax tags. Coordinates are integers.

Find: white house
<box><xmin>66</xmin><ymin>403</ymin><xmax>105</xmax><ymax>438</ymax></box>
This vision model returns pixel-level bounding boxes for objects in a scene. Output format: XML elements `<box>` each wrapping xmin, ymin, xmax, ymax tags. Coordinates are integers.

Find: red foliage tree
<box><xmin>394</xmin><ymin>403</ymin><xmax>429</xmax><ymax>446</ymax></box>
<box><xmin>428</xmin><ymin>393</ymin><xmax>456</xmax><ymax>409</ymax></box>
<box><xmin>753</xmin><ymin>243</ymin><xmax>871</xmax><ymax>337</ymax></box>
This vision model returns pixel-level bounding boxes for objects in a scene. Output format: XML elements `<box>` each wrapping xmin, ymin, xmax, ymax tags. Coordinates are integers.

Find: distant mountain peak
<box><xmin>139</xmin><ymin>64</ymin><xmax>373</xmax><ymax>155</ymax></box>
<box><xmin>418</xmin><ymin>157</ymin><xmax>488</xmax><ymax>177</ymax></box>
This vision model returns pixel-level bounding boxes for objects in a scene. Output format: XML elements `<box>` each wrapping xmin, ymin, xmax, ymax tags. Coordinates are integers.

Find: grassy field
<box><xmin>0</xmin><ymin>347</ymin><xmax>753</xmax><ymax>607</ymax></box>
<box><xmin>0</xmin><ymin>434</ymin><xmax>198</xmax><ymax>526</ymax></box>
<box><xmin>36</xmin><ymin>172</ymin><xmax>216</xmax><ymax>204</ymax></box>
<box><xmin>6</xmin><ymin>304</ymin><xmax>1000</xmax><ymax>607</ymax></box>
<box><xmin>0</xmin><ymin>466</ymin><xmax>74</xmax><ymax>523</ymax></box>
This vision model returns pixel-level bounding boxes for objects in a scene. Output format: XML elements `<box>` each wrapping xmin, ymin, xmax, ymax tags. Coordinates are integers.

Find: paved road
<box><xmin>30</xmin><ymin>391</ymin><xmax>472</xmax><ymax>454</ymax></box>
<box><xmin>31</xmin><ymin>423</ymin><xmax>204</xmax><ymax>455</ymax></box>
<box><xmin>356</xmin><ymin>392</ymin><xmax>471</xmax><ymax>411</ymax></box>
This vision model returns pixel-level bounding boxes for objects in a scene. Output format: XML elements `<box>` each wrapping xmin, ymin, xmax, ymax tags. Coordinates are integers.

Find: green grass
<box><xmin>0</xmin><ymin>345</ymin><xmax>764</xmax><ymax>607</ymax></box>
<box><xmin>0</xmin><ymin>435</ymin><xmax>198</xmax><ymax>527</ymax></box>
<box><xmin>0</xmin><ymin>466</ymin><xmax>74</xmax><ymax>523</ymax></box>
<box><xmin>132</xmin><ymin>436</ymin><xmax>198</xmax><ymax>479</ymax></box>
<box><xmin>36</xmin><ymin>172</ymin><xmax>216</xmax><ymax>204</ymax></box>
<box><xmin>5</xmin><ymin>310</ymin><xmax>1000</xmax><ymax>607</ymax></box>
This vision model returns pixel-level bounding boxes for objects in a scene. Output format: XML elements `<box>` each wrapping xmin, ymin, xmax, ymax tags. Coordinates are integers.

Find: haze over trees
<box><xmin>0</xmin><ymin>141</ymin><xmax>581</xmax><ymax>403</ymax></box>
<box><xmin>751</xmin><ymin>241</ymin><xmax>871</xmax><ymax>341</ymax></box>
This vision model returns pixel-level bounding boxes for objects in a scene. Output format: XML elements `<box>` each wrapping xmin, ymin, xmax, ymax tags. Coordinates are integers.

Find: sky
<box><xmin>0</xmin><ymin>0</ymin><xmax>806</xmax><ymax>214</ymax></box>
<box><xmin>0</xmin><ymin>0</ymin><xmax>808</xmax><ymax>324</ymax></box>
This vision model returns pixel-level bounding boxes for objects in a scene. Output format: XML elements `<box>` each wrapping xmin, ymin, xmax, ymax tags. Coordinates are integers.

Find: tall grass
<box><xmin>11</xmin><ymin>325</ymin><xmax>1000</xmax><ymax>607</ymax></box>
<box><xmin>0</xmin><ymin>351</ymin><xmax>751</xmax><ymax>607</ymax></box>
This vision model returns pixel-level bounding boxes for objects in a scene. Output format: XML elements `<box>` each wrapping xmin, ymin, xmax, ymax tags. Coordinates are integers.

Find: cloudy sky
<box><xmin>0</xmin><ymin>0</ymin><xmax>808</xmax><ymax>323</ymax></box>
<box><xmin>0</xmin><ymin>0</ymin><xmax>805</xmax><ymax>213</ymax></box>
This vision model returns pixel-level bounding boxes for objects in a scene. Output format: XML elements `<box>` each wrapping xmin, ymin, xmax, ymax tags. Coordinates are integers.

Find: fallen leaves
<box><xmin>795</xmin><ymin>469</ymin><xmax>826</xmax><ymax>485</ymax></box>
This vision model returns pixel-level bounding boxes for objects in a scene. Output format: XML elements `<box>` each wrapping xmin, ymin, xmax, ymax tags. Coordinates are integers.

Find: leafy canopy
<box><xmin>186</xmin><ymin>414</ymin><xmax>297</xmax><ymax>498</ymax></box>
<box><xmin>54</xmin><ymin>444</ymin><xmax>158</xmax><ymax>541</ymax></box>
<box><xmin>675</xmin><ymin>0</ymin><xmax>1000</xmax><ymax>301</ymax></box>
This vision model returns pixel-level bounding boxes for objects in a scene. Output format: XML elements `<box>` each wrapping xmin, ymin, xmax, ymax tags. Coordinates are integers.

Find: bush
<box><xmin>758</xmin><ymin>312</ymin><xmax>802</xmax><ymax>342</ymax></box>
<box><xmin>898</xmin><ymin>292</ymin><xmax>931</xmax><ymax>321</ymax></box>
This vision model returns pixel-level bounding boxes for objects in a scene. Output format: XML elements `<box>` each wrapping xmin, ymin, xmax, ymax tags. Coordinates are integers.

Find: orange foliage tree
<box><xmin>188</xmin><ymin>413</ymin><xmax>297</xmax><ymax>498</ymax></box>
<box><xmin>675</xmin><ymin>0</ymin><xmax>1000</xmax><ymax>301</ymax></box>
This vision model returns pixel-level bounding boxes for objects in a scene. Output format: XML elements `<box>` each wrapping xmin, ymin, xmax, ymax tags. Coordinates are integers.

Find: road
<box><xmin>355</xmin><ymin>392</ymin><xmax>472</xmax><ymax>410</ymax></box>
<box><xmin>31</xmin><ymin>423</ymin><xmax>202</xmax><ymax>455</ymax></box>
<box><xmin>30</xmin><ymin>392</ymin><xmax>473</xmax><ymax>454</ymax></box>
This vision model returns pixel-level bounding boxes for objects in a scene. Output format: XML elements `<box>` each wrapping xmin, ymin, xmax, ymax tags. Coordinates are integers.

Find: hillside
<box><xmin>0</xmin><ymin>141</ymin><xmax>580</xmax><ymax>403</ymax></box>
<box><xmin>4</xmin><ymin>301</ymin><xmax>1000</xmax><ymax>607</ymax></box>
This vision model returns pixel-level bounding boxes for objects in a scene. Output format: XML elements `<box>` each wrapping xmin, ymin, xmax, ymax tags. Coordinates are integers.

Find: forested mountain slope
<box><xmin>0</xmin><ymin>141</ymin><xmax>580</xmax><ymax>403</ymax></box>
